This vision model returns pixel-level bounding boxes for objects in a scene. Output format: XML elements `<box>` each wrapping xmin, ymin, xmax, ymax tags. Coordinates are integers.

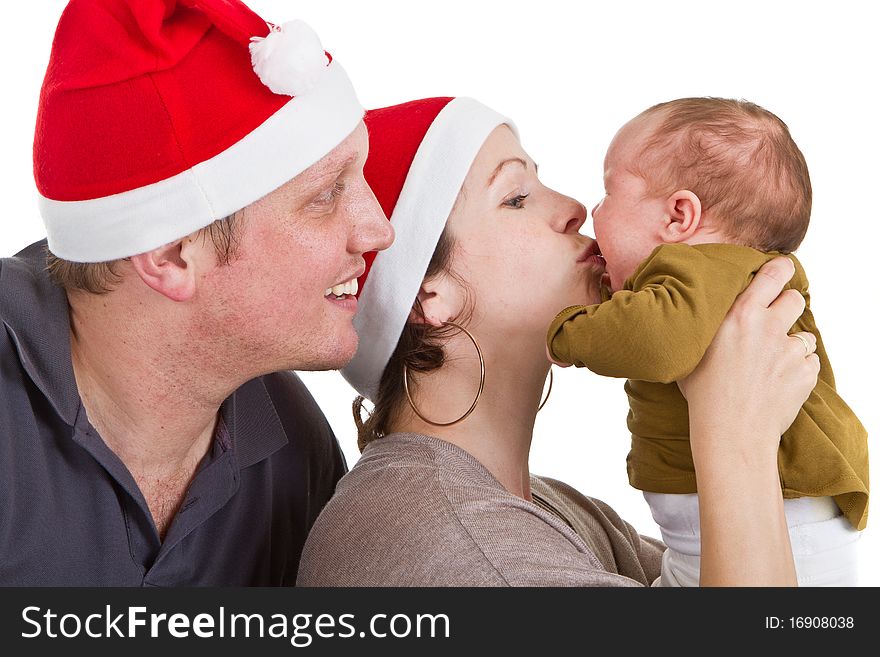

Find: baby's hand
<box><xmin>545</xmin><ymin>343</ymin><xmax>571</xmax><ymax>368</ymax></box>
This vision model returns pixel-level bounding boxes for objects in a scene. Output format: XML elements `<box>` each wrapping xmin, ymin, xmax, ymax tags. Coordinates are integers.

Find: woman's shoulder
<box><xmin>297</xmin><ymin>432</ymin><xmax>511</xmax><ymax>586</ymax></box>
<box><xmin>297</xmin><ymin>434</ymin><xmax>660</xmax><ymax>586</ymax></box>
<box><xmin>531</xmin><ymin>475</ymin><xmax>664</xmax><ymax>584</ymax></box>
<box><xmin>331</xmin><ymin>432</ymin><xmax>505</xmax><ymax>499</ymax></box>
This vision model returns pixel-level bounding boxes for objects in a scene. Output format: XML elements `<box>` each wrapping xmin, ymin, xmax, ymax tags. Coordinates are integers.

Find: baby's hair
<box><xmin>633</xmin><ymin>97</ymin><xmax>811</xmax><ymax>253</ymax></box>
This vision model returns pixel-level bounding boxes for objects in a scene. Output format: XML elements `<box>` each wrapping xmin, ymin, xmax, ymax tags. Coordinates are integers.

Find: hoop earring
<box><xmin>403</xmin><ymin>320</ymin><xmax>485</xmax><ymax>427</ymax></box>
<box><xmin>538</xmin><ymin>368</ymin><xmax>553</xmax><ymax>412</ymax></box>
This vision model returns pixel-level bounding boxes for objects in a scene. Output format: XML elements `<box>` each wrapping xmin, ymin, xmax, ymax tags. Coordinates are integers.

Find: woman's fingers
<box><xmin>788</xmin><ymin>330</ymin><xmax>817</xmax><ymax>358</ymax></box>
<box><xmin>732</xmin><ymin>258</ymin><xmax>806</xmax><ymax>335</ymax></box>
<box><xmin>787</xmin><ymin>331</ymin><xmax>821</xmax><ymax>407</ymax></box>
<box><xmin>768</xmin><ymin>288</ymin><xmax>807</xmax><ymax>331</ymax></box>
<box><xmin>681</xmin><ymin>255</ymin><xmax>821</xmax><ymax>443</ymax></box>
<box><xmin>736</xmin><ymin>256</ymin><xmax>795</xmax><ymax>309</ymax></box>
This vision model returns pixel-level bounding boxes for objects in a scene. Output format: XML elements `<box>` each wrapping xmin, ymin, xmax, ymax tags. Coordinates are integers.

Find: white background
<box><xmin>3</xmin><ymin>0</ymin><xmax>877</xmax><ymax>585</ymax></box>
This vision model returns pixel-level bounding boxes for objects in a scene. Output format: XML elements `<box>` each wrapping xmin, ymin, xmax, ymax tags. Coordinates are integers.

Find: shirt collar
<box><xmin>224</xmin><ymin>376</ymin><xmax>290</xmax><ymax>469</ymax></box>
<box><xmin>1</xmin><ymin>240</ymin><xmax>288</xmax><ymax>467</ymax></box>
<box><xmin>1</xmin><ymin>241</ymin><xmax>81</xmax><ymax>425</ymax></box>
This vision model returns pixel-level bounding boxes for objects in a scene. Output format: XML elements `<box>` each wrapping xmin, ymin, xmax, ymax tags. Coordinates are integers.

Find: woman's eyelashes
<box><xmin>502</xmin><ymin>192</ymin><xmax>530</xmax><ymax>209</ymax></box>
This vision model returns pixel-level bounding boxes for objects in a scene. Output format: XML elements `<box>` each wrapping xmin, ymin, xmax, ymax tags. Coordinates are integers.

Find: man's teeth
<box><xmin>324</xmin><ymin>278</ymin><xmax>359</xmax><ymax>298</ymax></box>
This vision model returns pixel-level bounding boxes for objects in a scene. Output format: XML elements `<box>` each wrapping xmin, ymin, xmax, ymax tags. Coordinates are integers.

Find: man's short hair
<box><xmin>634</xmin><ymin>97</ymin><xmax>812</xmax><ymax>253</ymax></box>
<box><xmin>47</xmin><ymin>212</ymin><xmax>242</xmax><ymax>294</ymax></box>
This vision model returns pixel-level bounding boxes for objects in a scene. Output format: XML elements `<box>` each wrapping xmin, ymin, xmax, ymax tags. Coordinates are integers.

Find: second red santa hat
<box><xmin>342</xmin><ymin>96</ymin><xmax>516</xmax><ymax>401</ymax></box>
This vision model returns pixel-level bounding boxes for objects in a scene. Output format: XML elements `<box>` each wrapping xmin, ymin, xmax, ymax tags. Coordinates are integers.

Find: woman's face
<box><xmin>445</xmin><ymin>126</ymin><xmax>603</xmax><ymax>347</ymax></box>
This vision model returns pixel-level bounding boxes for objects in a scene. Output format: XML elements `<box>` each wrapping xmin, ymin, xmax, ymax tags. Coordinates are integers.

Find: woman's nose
<box><xmin>557</xmin><ymin>198</ymin><xmax>587</xmax><ymax>234</ymax></box>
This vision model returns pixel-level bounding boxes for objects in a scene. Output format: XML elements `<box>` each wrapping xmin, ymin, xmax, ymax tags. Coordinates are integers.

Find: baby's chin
<box><xmin>608</xmin><ymin>261</ymin><xmax>640</xmax><ymax>292</ymax></box>
<box><xmin>600</xmin><ymin>272</ymin><xmax>613</xmax><ymax>298</ymax></box>
<box><xmin>607</xmin><ymin>272</ymin><xmax>627</xmax><ymax>293</ymax></box>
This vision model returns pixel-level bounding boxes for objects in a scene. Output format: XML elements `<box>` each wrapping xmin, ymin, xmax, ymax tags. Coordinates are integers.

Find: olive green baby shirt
<box><xmin>547</xmin><ymin>243</ymin><xmax>868</xmax><ymax>530</ymax></box>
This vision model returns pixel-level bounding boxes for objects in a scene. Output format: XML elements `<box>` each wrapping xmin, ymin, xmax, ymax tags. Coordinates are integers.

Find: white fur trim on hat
<box><xmin>250</xmin><ymin>20</ymin><xmax>329</xmax><ymax>97</ymax></box>
<box><xmin>342</xmin><ymin>97</ymin><xmax>516</xmax><ymax>402</ymax></box>
<box><xmin>40</xmin><ymin>59</ymin><xmax>363</xmax><ymax>263</ymax></box>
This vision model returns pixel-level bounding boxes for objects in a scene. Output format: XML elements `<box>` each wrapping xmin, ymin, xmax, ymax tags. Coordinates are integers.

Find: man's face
<box><xmin>199</xmin><ymin>122</ymin><xmax>394</xmax><ymax>375</ymax></box>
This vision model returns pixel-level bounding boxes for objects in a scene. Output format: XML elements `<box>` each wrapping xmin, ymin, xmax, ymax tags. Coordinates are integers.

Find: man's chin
<box><xmin>292</xmin><ymin>334</ymin><xmax>358</xmax><ymax>373</ymax></box>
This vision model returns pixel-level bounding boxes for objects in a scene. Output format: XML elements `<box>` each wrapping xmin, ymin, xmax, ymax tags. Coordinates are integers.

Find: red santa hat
<box><xmin>34</xmin><ymin>0</ymin><xmax>363</xmax><ymax>262</ymax></box>
<box><xmin>342</xmin><ymin>97</ymin><xmax>515</xmax><ymax>402</ymax></box>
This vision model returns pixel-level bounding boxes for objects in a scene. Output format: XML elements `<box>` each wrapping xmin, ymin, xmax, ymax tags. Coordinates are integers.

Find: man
<box><xmin>0</xmin><ymin>0</ymin><xmax>393</xmax><ymax>584</ymax></box>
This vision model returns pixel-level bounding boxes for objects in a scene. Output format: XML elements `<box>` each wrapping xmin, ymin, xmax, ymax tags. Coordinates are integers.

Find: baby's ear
<box><xmin>662</xmin><ymin>190</ymin><xmax>702</xmax><ymax>242</ymax></box>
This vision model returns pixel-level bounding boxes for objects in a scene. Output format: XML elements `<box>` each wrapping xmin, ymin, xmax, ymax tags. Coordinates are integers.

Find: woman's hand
<box><xmin>679</xmin><ymin>256</ymin><xmax>819</xmax><ymax>586</ymax></box>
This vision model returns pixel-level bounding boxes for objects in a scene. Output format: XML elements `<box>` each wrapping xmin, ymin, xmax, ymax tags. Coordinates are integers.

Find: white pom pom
<box><xmin>249</xmin><ymin>20</ymin><xmax>329</xmax><ymax>96</ymax></box>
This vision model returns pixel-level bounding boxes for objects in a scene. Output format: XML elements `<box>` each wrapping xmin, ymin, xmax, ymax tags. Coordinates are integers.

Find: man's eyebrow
<box><xmin>306</xmin><ymin>154</ymin><xmax>357</xmax><ymax>183</ymax></box>
<box><xmin>487</xmin><ymin>158</ymin><xmax>529</xmax><ymax>186</ymax></box>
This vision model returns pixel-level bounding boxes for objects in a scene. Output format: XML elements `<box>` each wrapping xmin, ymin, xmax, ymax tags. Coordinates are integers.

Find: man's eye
<box><xmin>503</xmin><ymin>193</ymin><xmax>529</xmax><ymax>209</ymax></box>
<box><xmin>315</xmin><ymin>181</ymin><xmax>346</xmax><ymax>205</ymax></box>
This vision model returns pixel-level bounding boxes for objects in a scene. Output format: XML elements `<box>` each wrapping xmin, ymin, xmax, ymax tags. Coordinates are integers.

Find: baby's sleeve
<box><xmin>546</xmin><ymin>244</ymin><xmax>750</xmax><ymax>383</ymax></box>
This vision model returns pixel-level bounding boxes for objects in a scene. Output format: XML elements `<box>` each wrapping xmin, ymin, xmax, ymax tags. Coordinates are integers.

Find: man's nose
<box><xmin>351</xmin><ymin>184</ymin><xmax>394</xmax><ymax>254</ymax></box>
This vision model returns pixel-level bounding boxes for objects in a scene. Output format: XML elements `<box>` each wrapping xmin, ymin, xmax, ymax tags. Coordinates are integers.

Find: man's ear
<box><xmin>661</xmin><ymin>190</ymin><xmax>702</xmax><ymax>242</ymax></box>
<box><xmin>407</xmin><ymin>273</ymin><xmax>464</xmax><ymax>328</ymax></box>
<box><xmin>129</xmin><ymin>238</ymin><xmax>199</xmax><ymax>302</ymax></box>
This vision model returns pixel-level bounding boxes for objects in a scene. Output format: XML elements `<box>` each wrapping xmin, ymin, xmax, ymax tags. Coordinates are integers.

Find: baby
<box><xmin>546</xmin><ymin>97</ymin><xmax>868</xmax><ymax>586</ymax></box>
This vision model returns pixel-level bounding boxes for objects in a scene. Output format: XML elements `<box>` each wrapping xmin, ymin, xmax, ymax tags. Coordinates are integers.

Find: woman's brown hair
<box><xmin>353</xmin><ymin>227</ymin><xmax>470</xmax><ymax>451</ymax></box>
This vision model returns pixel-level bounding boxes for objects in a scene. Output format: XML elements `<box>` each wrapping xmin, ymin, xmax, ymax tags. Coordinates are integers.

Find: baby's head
<box><xmin>592</xmin><ymin>97</ymin><xmax>812</xmax><ymax>291</ymax></box>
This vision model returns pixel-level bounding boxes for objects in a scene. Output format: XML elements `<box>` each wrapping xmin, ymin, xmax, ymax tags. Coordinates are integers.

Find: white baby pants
<box><xmin>645</xmin><ymin>492</ymin><xmax>861</xmax><ymax>587</ymax></box>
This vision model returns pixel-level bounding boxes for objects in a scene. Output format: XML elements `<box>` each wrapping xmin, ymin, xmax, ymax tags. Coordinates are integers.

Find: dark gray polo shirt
<box><xmin>0</xmin><ymin>241</ymin><xmax>346</xmax><ymax>585</ymax></box>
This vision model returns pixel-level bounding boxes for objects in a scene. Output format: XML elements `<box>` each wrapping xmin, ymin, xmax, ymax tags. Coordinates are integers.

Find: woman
<box><xmin>297</xmin><ymin>97</ymin><xmax>819</xmax><ymax>586</ymax></box>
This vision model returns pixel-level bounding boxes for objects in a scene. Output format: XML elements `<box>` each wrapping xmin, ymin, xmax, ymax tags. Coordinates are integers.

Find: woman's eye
<box><xmin>502</xmin><ymin>193</ymin><xmax>529</xmax><ymax>209</ymax></box>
